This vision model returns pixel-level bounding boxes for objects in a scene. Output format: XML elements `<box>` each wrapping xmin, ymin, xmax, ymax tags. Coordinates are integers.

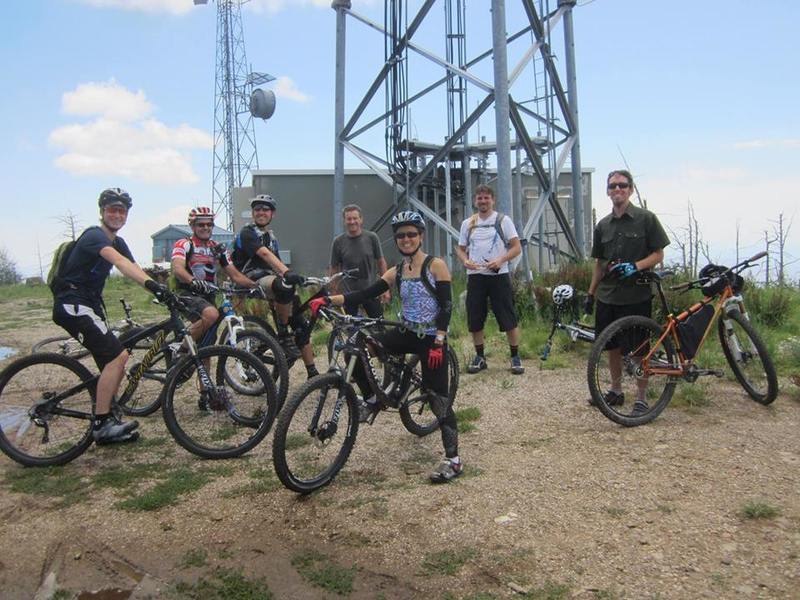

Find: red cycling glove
<box><xmin>427</xmin><ymin>345</ymin><xmax>444</xmax><ymax>369</ymax></box>
<box><xmin>309</xmin><ymin>296</ymin><xmax>330</xmax><ymax>317</ymax></box>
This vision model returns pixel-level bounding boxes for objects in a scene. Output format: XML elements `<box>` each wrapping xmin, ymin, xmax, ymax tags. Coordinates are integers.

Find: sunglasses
<box><xmin>607</xmin><ymin>182</ymin><xmax>631</xmax><ymax>190</ymax></box>
<box><xmin>195</xmin><ymin>222</ymin><xmax>214</xmax><ymax>229</ymax></box>
<box><xmin>252</xmin><ymin>205</ymin><xmax>274</xmax><ymax>212</ymax></box>
<box><xmin>394</xmin><ymin>231</ymin><xmax>420</xmax><ymax>240</ymax></box>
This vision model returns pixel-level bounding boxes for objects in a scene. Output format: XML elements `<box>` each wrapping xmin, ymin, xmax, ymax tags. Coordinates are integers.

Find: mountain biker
<box><xmin>51</xmin><ymin>188</ymin><xmax>172</xmax><ymax>444</ymax></box>
<box><xmin>171</xmin><ymin>206</ymin><xmax>256</xmax><ymax>344</ymax></box>
<box><xmin>585</xmin><ymin>169</ymin><xmax>670</xmax><ymax>415</ymax></box>
<box><xmin>232</xmin><ymin>194</ymin><xmax>318</xmax><ymax>379</ymax></box>
<box><xmin>310</xmin><ymin>210</ymin><xmax>462</xmax><ymax>483</ymax></box>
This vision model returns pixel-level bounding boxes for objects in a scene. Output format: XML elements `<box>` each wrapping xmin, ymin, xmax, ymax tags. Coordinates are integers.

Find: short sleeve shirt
<box><xmin>172</xmin><ymin>237</ymin><xmax>226</xmax><ymax>284</ymax></box>
<box><xmin>329</xmin><ymin>231</ymin><xmax>383</xmax><ymax>292</ymax></box>
<box><xmin>59</xmin><ymin>226</ymin><xmax>134</xmax><ymax>305</ymax></box>
<box><xmin>458</xmin><ymin>212</ymin><xmax>518</xmax><ymax>275</ymax></box>
<box><xmin>232</xmin><ymin>224</ymin><xmax>280</xmax><ymax>274</ymax></box>
<box><xmin>591</xmin><ymin>203</ymin><xmax>670</xmax><ymax>305</ymax></box>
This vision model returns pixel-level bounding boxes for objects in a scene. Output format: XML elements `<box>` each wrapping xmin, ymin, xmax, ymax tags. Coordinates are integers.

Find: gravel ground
<box><xmin>0</xmin><ymin>318</ymin><xmax>798</xmax><ymax>599</ymax></box>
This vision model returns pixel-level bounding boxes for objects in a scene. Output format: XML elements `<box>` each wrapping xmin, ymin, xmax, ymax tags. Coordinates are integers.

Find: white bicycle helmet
<box><xmin>552</xmin><ymin>284</ymin><xmax>574</xmax><ymax>306</ymax></box>
<box><xmin>250</xmin><ymin>194</ymin><xmax>276</xmax><ymax>210</ymax></box>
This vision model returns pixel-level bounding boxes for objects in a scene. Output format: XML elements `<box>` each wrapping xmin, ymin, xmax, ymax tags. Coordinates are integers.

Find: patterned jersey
<box><xmin>171</xmin><ymin>237</ymin><xmax>223</xmax><ymax>284</ymax></box>
<box><xmin>399</xmin><ymin>269</ymin><xmax>438</xmax><ymax>335</ymax></box>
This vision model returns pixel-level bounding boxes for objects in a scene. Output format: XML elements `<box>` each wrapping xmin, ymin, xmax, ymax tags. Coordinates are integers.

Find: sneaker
<box><xmin>510</xmin><ymin>356</ymin><xmax>525</xmax><ymax>375</ymax></box>
<box><xmin>631</xmin><ymin>400</ymin><xmax>650</xmax><ymax>417</ymax></box>
<box><xmin>198</xmin><ymin>388</ymin><xmax>228</xmax><ymax>412</ymax></box>
<box><xmin>588</xmin><ymin>390</ymin><xmax>625</xmax><ymax>407</ymax></box>
<box><xmin>466</xmin><ymin>355</ymin><xmax>487</xmax><ymax>374</ymax></box>
<box><xmin>278</xmin><ymin>334</ymin><xmax>302</xmax><ymax>362</ymax></box>
<box><xmin>429</xmin><ymin>458</ymin><xmax>463</xmax><ymax>484</ymax></box>
<box><xmin>358</xmin><ymin>399</ymin><xmax>379</xmax><ymax>424</ymax></box>
<box><xmin>93</xmin><ymin>417</ymin><xmax>140</xmax><ymax>445</ymax></box>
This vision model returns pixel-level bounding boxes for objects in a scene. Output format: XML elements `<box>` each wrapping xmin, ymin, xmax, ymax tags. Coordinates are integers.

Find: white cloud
<box><xmin>75</xmin><ymin>0</ymin><xmax>194</xmax><ymax>16</ymax></box>
<box><xmin>272</xmin><ymin>76</ymin><xmax>311</xmax><ymax>103</ymax></box>
<box><xmin>246</xmin><ymin>0</ymin><xmax>376</xmax><ymax>14</ymax></box>
<box><xmin>50</xmin><ymin>81</ymin><xmax>213</xmax><ymax>184</ymax></box>
<box><xmin>733</xmin><ymin>139</ymin><xmax>800</xmax><ymax>150</ymax></box>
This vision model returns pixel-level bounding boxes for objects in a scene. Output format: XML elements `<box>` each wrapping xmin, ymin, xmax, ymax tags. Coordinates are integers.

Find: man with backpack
<box><xmin>455</xmin><ymin>184</ymin><xmax>524</xmax><ymax>375</ymax></box>
<box><xmin>584</xmin><ymin>169</ymin><xmax>670</xmax><ymax>415</ymax></box>
<box><xmin>50</xmin><ymin>188</ymin><xmax>172</xmax><ymax>444</ymax></box>
<box><xmin>231</xmin><ymin>194</ymin><xmax>318</xmax><ymax>378</ymax></box>
<box><xmin>171</xmin><ymin>206</ymin><xmax>257</xmax><ymax>345</ymax></box>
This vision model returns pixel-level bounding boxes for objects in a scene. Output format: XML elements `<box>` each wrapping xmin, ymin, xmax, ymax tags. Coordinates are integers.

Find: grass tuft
<box><xmin>115</xmin><ymin>467</ymin><xmax>211</xmax><ymax>512</ymax></box>
<box><xmin>740</xmin><ymin>500</ymin><xmax>780</xmax><ymax>520</ymax></box>
<box><xmin>291</xmin><ymin>549</ymin><xmax>355</xmax><ymax>596</ymax></box>
<box><xmin>420</xmin><ymin>547</ymin><xmax>476</xmax><ymax>576</ymax></box>
<box><xmin>172</xmin><ymin>567</ymin><xmax>272</xmax><ymax>599</ymax></box>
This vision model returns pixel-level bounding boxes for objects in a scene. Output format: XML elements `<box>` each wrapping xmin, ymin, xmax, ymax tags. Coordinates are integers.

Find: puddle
<box><xmin>0</xmin><ymin>346</ymin><xmax>17</xmax><ymax>360</ymax></box>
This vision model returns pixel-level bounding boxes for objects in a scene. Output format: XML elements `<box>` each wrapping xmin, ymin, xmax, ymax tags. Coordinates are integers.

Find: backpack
<box><xmin>395</xmin><ymin>255</ymin><xmax>437</xmax><ymax>298</ymax></box>
<box><xmin>47</xmin><ymin>228</ymin><xmax>94</xmax><ymax>295</ymax></box>
<box><xmin>232</xmin><ymin>224</ymin><xmax>278</xmax><ymax>274</ymax></box>
<box><xmin>465</xmin><ymin>211</ymin><xmax>510</xmax><ymax>249</ymax></box>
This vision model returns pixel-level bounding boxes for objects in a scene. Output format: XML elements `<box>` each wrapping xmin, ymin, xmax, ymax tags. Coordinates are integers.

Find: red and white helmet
<box><xmin>188</xmin><ymin>206</ymin><xmax>215</xmax><ymax>226</ymax></box>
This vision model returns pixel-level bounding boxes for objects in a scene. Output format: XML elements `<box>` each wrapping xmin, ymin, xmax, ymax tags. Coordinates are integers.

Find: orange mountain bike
<box><xmin>587</xmin><ymin>251</ymin><xmax>777</xmax><ymax>426</ymax></box>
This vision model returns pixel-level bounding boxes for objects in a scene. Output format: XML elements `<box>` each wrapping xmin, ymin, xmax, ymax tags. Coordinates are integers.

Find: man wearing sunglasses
<box><xmin>171</xmin><ymin>206</ymin><xmax>257</xmax><ymax>345</ymax></box>
<box><xmin>456</xmin><ymin>184</ymin><xmax>524</xmax><ymax>375</ymax></box>
<box><xmin>585</xmin><ymin>169</ymin><xmax>670</xmax><ymax>413</ymax></box>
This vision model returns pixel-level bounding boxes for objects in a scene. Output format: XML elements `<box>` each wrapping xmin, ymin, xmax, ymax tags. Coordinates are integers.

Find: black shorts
<box><xmin>466</xmin><ymin>274</ymin><xmax>518</xmax><ymax>333</ymax></box>
<box><xmin>53</xmin><ymin>300</ymin><xmax>123</xmax><ymax>370</ymax></box>
<box><xmin>343</xmin><ymin>297</ymin><xmax>383</xmax><ymax>319</ymax></box>
<box><xmin>595</xmin><ymin>299</ymin><xmax>652</xmax><ymax>351</ymax></box>
<box><xmin>177</xmin><ymin>294</ymin><xmax>217</xmax><ymax>322</ymax></box>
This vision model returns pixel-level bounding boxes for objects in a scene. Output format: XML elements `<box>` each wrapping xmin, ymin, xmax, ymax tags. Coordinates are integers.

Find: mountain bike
<box><xmin>0</xmin><ymin>292</ymin><xmax>278</xmax><ymax>466</ymax></box>
<box><xmin>31</xmin><ymin>298</ymin><xmax>144</xmax><ymax>359</ymax></box>
<box><xmin>586</xmin><ymin>251</ymin><xmax>778</xmax><ymax>427</ymax></box>
<box><xmin>539</xmin><ymin>284</ymin><xmax>595</xmax><ymax>361</ymax></box>
<box><xmin>117</xmin><ymin>283</ymin><xmax>289</xmax><ymax>417</ymax></box>
<box><xmin>272</xmin><ymin>307</ymin><xmax>459</xmax><ymax>494</ymax></box>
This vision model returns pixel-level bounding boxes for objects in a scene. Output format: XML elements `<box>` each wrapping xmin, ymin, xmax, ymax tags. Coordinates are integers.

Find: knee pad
<box><xmin>293</xmin><ymin>317</ymin><xmax>311</xmax><ymax>347</ymax></box>
<box><xmin>271</xmin><ymin>278</ymin><xmax>295</xmax><ymax>304</ymax></box>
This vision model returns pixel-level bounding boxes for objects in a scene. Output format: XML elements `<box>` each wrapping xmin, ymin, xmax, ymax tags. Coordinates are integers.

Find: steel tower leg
<box><xmin>491</xmin><ymin>0</ymin><xmax>512</xmax><ymax>216</ymax></box>
<box><xmin>333</xmin><ymin>1</ymin><xmax>350</xmax><ymax>237</ymax></box>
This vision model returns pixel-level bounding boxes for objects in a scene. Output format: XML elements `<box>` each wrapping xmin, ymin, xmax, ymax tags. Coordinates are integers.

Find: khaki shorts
<box><xmin>256</xmin><ymin>275</ymin><xmax>280</xmax><ymax>301</ymax></box>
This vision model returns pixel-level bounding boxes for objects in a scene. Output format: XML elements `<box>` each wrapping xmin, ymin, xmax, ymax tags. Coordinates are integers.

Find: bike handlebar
<box><xmin>668</xmin><ymin>250</ymin><xmax>767</xmax><ymax>292</ymax></box>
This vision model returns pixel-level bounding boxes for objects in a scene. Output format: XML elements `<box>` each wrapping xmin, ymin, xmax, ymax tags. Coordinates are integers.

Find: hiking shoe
<box><xmin>588</xmin><ymin>390</ymin><xmax>625</xmax><ymax>407</ymax></box>
<box><xmin>278</xmin><ymin>334</ymin><xmax>302</xmax><ymax>362</ymax></box>
<box><xmin>93</xmin><ymin>418</ymin><xmax>139</xmax><ymax>445</ymax></box>
<box><xmin>631</xmin><ymin>400</ymin><xmax>650</xmax><ymax>417</ymax></box>
<box><xmin>199</xmin><ymin>388</ymin><xmax>228</xmax><ymax>412</ymax></box>
<box><xmin>466</xmin><ymin>355</ymin><xmax>487</xmax><ymax>374</ymax></box>
<box><xmin>358</xmin><ymin>399</ymin><xmax>379</xmax><ymax>424</ymax></box>
<box><xmin>510</xmin><ymin>356</ymin><xmax>525</xmax><ymax>375</ymax></box>
<box><xmin>429</xmin><ymin>458</ymin><xmax>463</xmax><ymax>484</ymax></box>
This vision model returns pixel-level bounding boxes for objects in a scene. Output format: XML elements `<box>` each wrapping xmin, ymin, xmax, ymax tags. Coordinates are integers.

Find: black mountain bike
<box><xmin>272</xmin><ymin>307</ymin><xmax>459</xmax><ymax>494</ymax></box>
<box><xmin>0</xmin><ymin>293</ymin><xmax>278</xmax><ymax>466</ymax></box>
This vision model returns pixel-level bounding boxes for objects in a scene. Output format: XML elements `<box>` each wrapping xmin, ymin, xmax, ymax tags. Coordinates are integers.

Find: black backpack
<box><xmin>395</xmin><ymin>255</ymin><xmax>437</xmax><ymax>298</ymax></box>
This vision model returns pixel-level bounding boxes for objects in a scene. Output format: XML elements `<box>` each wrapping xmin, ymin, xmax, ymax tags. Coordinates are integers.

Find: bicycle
<box><xmin>31</xmin><ymin>298</ymin><xmax>144</xmax><ymax>359</ymax></box>
<box><xmin>272</xmin><ymin>307</ymin><xmax>459</xmax><ymax>494</ymax></box>
<box><xmin>0</xmin><ymin>292</ymin><xmax>279</xmax><ymax>466</ymax></box>
<box><xmin>116</xmin><ymin>283</ymin><xmax>289</xmax><ymax>417</ymax></box>
<box><xmin>586</xmin><ymin>251</ymin><xmax>778</xmax><ymax>427</ymax></box>
<box><xmin>539</xmin><ymin>284</ymin><xmax>595</xmax><ymax>361</ymax></box>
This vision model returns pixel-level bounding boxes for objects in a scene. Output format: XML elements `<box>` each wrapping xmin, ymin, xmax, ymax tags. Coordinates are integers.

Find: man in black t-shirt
<box><xmin>329</xmin><ymin>204</ymin><xmax>388</xmax><ymax>318</ymax></box>
<box><xmin>52</xmin><ymin>188</ymin><xmax>171</xmax><ymax>444</ymax></box>
<box><xmin>232</xmin><ymin>194</ymin><xmax>318</xmax><ymax>378</ymax></box>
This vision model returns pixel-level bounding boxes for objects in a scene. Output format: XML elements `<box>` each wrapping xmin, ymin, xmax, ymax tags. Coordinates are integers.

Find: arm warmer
<box><xmin>342</xmin><ymin>278</ymin><xmax>389</xmax><ymax>307</ymax></box>
<box><xmin>434</xmin><ymin>280</ymin><xmax>452</xmax><ymax>332</ymax></box>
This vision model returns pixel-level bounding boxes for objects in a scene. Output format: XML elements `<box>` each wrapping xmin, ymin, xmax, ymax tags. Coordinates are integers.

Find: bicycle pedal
<box><xmin>712</xmin><ymin>369</ymin><xmax>725</xmax><ymax>378</ymax></box>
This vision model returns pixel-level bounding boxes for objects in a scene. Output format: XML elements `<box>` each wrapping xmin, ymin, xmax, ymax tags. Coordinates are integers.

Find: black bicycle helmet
<box><xmin>391</xmin><ymin>210</ymin><xmax>426</xmax><ymax>231</ymax></box>
<box><xmin>250</xmin><ymin>194</ymin><xmax>276</xmax><ymax>210</ymax></box>
<box><xmin>98</xmin><ymin>187</ymin><xmax>133</xmax><ymax>209</ymax></box>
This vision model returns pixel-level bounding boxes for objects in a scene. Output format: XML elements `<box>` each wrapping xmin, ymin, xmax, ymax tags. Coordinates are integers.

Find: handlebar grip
<box><xmin>748</xmin><ymin>251</ymin><xmax>768</xmax><ymax>262</ymax></box>
<box><xmin>669</xmin><ymin>282</ymin><xmax>692</xmax><ymax>292</ymax></box>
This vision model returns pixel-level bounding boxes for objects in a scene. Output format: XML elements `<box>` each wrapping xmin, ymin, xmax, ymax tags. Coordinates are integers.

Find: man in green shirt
<box><xmin>585</xmin><ymin>169</ymin><xmax>670</xmax><ymax>414</ymax></box>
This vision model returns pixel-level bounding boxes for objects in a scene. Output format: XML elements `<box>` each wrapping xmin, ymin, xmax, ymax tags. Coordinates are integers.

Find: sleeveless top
<box><xmin>398</xmin><ymin>269</ymin><xmax>438</xmax><ymax>335</ymax></box>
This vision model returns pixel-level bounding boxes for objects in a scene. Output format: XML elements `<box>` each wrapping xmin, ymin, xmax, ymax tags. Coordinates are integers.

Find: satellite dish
<box><xmin>250</xmin><ymin>88</ymin><xmax>276</xmax><ymax>120</ymax></box>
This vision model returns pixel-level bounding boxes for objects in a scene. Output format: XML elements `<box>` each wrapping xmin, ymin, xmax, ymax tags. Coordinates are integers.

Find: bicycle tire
<box><xmin>587</xmin><ymin>315</ymin><xmax>679</xmax><ymax>427</ymax></box>
<box><xmin>272</xmin><ymin>372</ymin><xmax>359</xmax><ymax>494</ymax></box>
<box><xmin>242</xmin><ymin>315</ymin><xmax>278</xmax><ymax>339</ymax></box>
<box><xmin>717</xmin><ymin>310</ymin><xmax>778</xmax><ymax>405</ymax></box>
<box><xmin>399</xmin><ymin>346</ymin><xmax>459</xmax><ymax>437</ymax></box>
<box><xmin>161</xmin><ymin>345</ymin><xmax>278</xmax><ymax>459</ymax></box>
<box><xmin>219</xmin><ymin>329</ymin><xmax>289</xmax><ymax>409</ymax></box>
<box><xmin>114</xmin><ymin>327</ymin><xmax>171</xmax><ymax>417</ymax></box>
<box><xmin>0</xmin><ymin>353</ymin><xmax>95</xmax><ymax>466</ymax></box>
<box><xmin>31</xmin><ymin>336</ymin><xmax>90</xmax><ymax>360</ymax></box>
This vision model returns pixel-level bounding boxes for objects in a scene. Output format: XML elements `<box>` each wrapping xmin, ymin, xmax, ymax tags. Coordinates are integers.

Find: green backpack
<box><xmin>47</xmin><ymin>228</ymin><xmax>92</xmax><ymax>295</ymax></box>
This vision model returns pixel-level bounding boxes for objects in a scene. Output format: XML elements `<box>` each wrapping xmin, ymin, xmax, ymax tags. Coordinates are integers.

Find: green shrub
<box><xmin>743</xmin><ymin>283</ymin><xmax>796</xmax><ymax>328</ymax></box>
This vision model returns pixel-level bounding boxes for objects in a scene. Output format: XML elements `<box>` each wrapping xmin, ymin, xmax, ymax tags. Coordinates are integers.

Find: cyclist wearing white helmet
<box><xmin>232</xmin><ymin>194</ymin><xmax>317</xmax><ymax>376</ymax></box>
<box><xmin>52</xmin><ymin>188</ymin><xmax>172</xmax><ymax>444</ymax></box>
<box><xmin>310</xmin><ymin>210</ymin><xmax>462</xmax><ymax>484</ymax></box>
<box><xmin>171</xmin><ymin>206</ymin><xmax>256</xmax><ymax>344</ymax></box>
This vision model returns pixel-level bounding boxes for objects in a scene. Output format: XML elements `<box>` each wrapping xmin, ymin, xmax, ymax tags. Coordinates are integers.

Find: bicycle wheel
<box><xmin>0</xmin><ymin>353</ymin><xmax>95</xmax><ymax>466</ymax></box>
<box><xmin>31</xmin><ymin>336</ymin><xmax>90</xmax><ymax>360</ymax></box>
<box><xmin>587</xmin><ymin>316</ymin><xmax>679</xmax><ymax>427</ymax></box>
<box><xmin>161</xmin><ymin>345</ymin><xmax>278</xmax><ymax>459</ymax></box>
<box><xmin>399</xmin><ymin>347</ymin><xmax>459</xmax><ymax>437</ymax></box>
<box><xmin>272</xmin><ymin>372</ymin><xmax>359</xmax><ymax>494</ymax></box>
<box><xmin>220</xmin><ymin>329</ymin><xmax>289</xmax><ymax>409</ymax></box>
<box><xmin>718</xmin><ymin>311</ymin><xmax>778</xmax><ymax>404</ymax></box>
<box><xmin>242</xmin><ymin>315</ymin><xmax>277</xmax><ymax>339</ymax></box>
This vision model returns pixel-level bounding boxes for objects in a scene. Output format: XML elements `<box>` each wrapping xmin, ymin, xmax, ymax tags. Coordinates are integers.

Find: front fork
<box><xmin>721</xmin><ymin>295</ymin><xmax>751</xmax><ymax>361</ymax></box>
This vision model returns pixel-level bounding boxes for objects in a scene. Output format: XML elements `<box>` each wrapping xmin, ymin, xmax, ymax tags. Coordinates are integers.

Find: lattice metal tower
<box><xmin>209</xmin><ymin>0</ymin><xmax>273</xmax><ymax>229</ymax></box>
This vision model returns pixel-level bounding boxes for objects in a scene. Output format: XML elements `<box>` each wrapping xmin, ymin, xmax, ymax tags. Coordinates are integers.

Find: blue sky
<box><xmin>2</xmin><ymin>0</ymin><xmax>798</xmax><ymax>282</ymax></box>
